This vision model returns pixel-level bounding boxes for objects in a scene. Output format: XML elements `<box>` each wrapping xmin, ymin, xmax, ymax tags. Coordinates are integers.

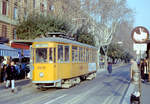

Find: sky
<box><xmin>127</xmin><ymin>0</ymin><xmax>150</xmax><ymax>31</ymax></box>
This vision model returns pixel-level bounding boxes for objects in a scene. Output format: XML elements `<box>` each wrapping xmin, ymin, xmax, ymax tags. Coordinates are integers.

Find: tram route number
<box><xmin>37</xmin><ymin>66</ymin><xmax>46</xmax><ymax>70</ymax></box>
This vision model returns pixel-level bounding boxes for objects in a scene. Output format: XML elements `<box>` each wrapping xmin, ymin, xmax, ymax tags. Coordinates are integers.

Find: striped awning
<box><xmin>0</xmin><ymin>44</ymin><xmax>18</xmax><ymax>56</ymax></box>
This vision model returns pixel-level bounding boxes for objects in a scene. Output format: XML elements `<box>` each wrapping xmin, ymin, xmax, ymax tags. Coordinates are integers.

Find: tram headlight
<box><xmin>39</xmin><ymin>72</ymin><xmax>44</xmax><ymax>77</ymax></box>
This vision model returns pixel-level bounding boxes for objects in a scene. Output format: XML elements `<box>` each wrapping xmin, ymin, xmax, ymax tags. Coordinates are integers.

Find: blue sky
<box><xmin>127</xmin><ymin>0</ymin><xmax>150</xmax><ymax>31</ymax></box>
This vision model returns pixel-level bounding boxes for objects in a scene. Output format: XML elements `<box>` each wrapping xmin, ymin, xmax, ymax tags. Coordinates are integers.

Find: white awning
<box><xmin>0</xmin><ymin>44</ymin><xmax>18</xmax><ymax>56</ymax></box>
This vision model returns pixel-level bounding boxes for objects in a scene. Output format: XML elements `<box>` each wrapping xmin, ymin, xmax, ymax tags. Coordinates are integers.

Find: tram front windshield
<box><xmin>36</xmin><ymin>48</ymin><xmax>47</xmax><ymax>63</ymax></box>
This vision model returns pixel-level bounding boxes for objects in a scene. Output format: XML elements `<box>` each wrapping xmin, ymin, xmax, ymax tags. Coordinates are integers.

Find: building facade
<box><xmin>0</xmin><ymin>0</ymin><xmax>18</xmax><ymax>40</ymax></box>
<box><xmin>0</xmin><ymin>0</ymin><xmax>83</xmax><ymax>40</ymax></box>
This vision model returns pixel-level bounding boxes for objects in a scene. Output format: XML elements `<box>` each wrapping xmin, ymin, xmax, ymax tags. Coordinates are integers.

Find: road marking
<box><xmin>44</xmin><ymin>94</ymin><xmax>67</xmax><ymax>104</ymax></box>
<box><xmin>101</xmin><ymin>74</ymin><xmax>129</xmax><ymax>104</ymax></box>
<box><xmin>64</xmin><ymin>85</ymin><xmax>99</xmax><ymax>104</ymax></box>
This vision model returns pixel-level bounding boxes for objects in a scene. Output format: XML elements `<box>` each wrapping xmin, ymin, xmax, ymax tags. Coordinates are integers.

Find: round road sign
<box><xmin>131</xmin><ymin>26</ymin><xmax>149</xmax><ymax>43</ymax></box>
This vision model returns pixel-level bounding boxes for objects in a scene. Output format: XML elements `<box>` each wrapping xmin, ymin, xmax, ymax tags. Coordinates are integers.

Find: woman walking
<box><xmin>6</xmin><ymin>61</ymin><xmax>17</xmax><ymax>93</ymax></box>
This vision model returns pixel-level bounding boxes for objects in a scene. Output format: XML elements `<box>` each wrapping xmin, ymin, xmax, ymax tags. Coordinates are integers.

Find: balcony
<box><xmin>0</xmin><ymin>14</ymin><xmax>18</xmax><ymax>25</ymax></box>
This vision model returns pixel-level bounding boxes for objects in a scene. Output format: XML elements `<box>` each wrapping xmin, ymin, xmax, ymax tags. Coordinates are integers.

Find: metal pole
<box><xmin>139</xmin><ymin>50</ymin><xmax>142</xmax><ymax>104</ymax></box>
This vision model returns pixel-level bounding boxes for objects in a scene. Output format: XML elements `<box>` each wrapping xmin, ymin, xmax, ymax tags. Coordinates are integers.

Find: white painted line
<box><xmin>44</xmin><ymin>94</ymin><xmax>67</xmax><ymax>104</ymax></box>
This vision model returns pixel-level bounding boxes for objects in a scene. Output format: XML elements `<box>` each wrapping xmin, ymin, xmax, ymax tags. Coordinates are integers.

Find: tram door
<box><xmin>29</xmin><ymin>46</ymin><xmax>33</xmax><ymax>79</ymax></box>
<box><xmin>52</xmin><ymin>48</ymin><xmax>59</xmax><ymax>80</ymax></box>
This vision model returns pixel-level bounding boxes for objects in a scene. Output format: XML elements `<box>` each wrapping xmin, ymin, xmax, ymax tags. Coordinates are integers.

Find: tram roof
<box><xmin>33</xmin><ymin>37</ymin><xmax>97</xmax><ymax>49</ymax></box>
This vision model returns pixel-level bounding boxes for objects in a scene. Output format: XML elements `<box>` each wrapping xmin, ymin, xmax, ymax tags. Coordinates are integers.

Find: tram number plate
<box><xmin>37</xmin><ymin>66</ymin><xmax>46</xmax><ymax>70</ymax></box>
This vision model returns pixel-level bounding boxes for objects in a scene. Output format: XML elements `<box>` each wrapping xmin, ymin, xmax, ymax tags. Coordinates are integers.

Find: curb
<box><xmin>0</xmin><ymin>79</ymin><xmax>31</xmax><ymax>89</ymax></box>
<box><xmin>121</xmin><ymin>83</ymin><xmax>135</xmax><ymax>104</ymax></box>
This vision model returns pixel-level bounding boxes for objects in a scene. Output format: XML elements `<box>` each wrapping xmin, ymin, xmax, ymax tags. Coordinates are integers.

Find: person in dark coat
<box><xmin>107</xmin><ymin>61</ymin><xmax>112</xmax><ymax>74</ymax></box>
<box><xmin>144</xmin><ymin>59</ymin><xmax>149</xmax><ymax>82</ymax></box>
<box><xmin>1</xmin><ymin>64</ymin><xmax>7</xmax><ymax>83</ymax></box>
<box><xmin>140</xmin><ymin>59</ymin><xmax>145</xmax><ymax>82</ymax></box>
<box><xmin>6</xmin><ymin>61</ymin><xmax>17</xmax><ymax>92</ymax></box>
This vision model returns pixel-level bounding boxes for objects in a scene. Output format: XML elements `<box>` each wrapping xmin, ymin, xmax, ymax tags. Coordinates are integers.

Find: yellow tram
<box><xmin>31</xmin><ymin>37</ymin><xmax>97</xmax><ymax>88</ymax></box>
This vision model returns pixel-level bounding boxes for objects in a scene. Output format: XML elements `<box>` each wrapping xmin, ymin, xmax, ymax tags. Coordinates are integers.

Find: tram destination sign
<box><xmin>131</xmin><ymin>26</ymin><xmax>149</xmax><ymax>43</ymax></box>
<box><xmin>35</xmin><ymin>44</ymin><xmax>48</xmax><ymax>48</ymax></box>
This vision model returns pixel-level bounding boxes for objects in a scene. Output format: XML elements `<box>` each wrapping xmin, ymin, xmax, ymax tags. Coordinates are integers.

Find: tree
<box><xmin>16</xmin><ymin>13</ymin><xmax>72</xmax><ymax>39</ymax></box>
<box><xmin>81</xmin><ymin>0</ymin><xmax>134</xmax><ymax>69</ymax></box>
<box><xmin>75</xmin><ymin>25</ymin><xmax>95</xmax><ymax>46</ymax></box>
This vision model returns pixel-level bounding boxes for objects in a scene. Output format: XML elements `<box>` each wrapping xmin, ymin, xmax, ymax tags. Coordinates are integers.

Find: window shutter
<box><xmin>2</xmin><ymin>25</ymin><xmax>7</xmax><ymax>37</ymax></box>
<box><xmin>2</xmin><ymin>1</ymin><xmax>7</xmax><ymax>15</ymax></box>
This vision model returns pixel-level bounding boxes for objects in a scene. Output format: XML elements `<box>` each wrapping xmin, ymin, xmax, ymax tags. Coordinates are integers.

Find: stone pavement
<box><xmin>122</xmin><ymin>81</ymin><xmax>150</xmax><ymax>104</ymax></box>
<box><xmin>122</xmin><ymin>83</ymin><xmax>135</xmax><ymax>104</ymax></box>
<box><xmin>141</xmin><ymin>82</ymin><xmax>150</xmax><ymax>104</ymax></box>
<box><xmin>0</xmin><ymin>79</ymin><xmax>30</xmax><ymax>90</ymax></box>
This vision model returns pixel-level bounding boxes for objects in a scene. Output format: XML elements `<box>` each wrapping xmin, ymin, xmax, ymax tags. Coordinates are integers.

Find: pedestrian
<box><xmin>140</xmin><ymin>59</ymin><xmax>145</xmax><ymax>82</ymax></box>
<box><xmin>6</xmin><ymin>61</ymin><xmax>17</xmax><ymax>93</ymax></box>
<box><xmin>130</xmin><ymin>59</ymin><xmax>141</xmax><ymax>103</ymax></box>
<box><xmin>107</xmin><ymin>61</ymin><xmax>112</xmax><ymax>74</ymax></box>
<box><xmin>21</xmin><ymin>58</ymin><xmax>27</xmax><ymax>79</ymax></box>
<box><xmin>144</xmin><ymin>59</ymin><xmax>149</xmax><ymax>82</ymax></box>
<box><xmin>14</xmin><ymin>62</ymin><xmax>20</xmax><ymax>80</ymax></box>
<box><xmin>130</xmin><ymin>59</ymin><xmax>140</xmax><ymax>84</ymax></box>
<box><xmin>1</xmin><ymin>64</ymin><xmax>7</xmax><ymax>83</ymax></box>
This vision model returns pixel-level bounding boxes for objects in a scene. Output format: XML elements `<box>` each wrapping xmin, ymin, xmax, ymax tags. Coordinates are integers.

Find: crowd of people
<box><xmin>0</xmin><ymin>57</ymin><xmax>30</xmax><ymax>93</ymax></box>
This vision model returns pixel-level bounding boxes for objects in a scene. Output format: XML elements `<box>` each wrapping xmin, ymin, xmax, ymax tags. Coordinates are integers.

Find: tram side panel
<box><xmin>71</xmin><ymin>63</ymin><xmax>88</xmax><ymax>78</ymax></box>
<box><xmin>32</xmin><ymin>64</ymin><xmax>55</xmax><ymax>82</ymax></box>
<box><xmin>57</xmin><ymin>63</ymin><xmax>72</xmax><ymax>79</ymax></box>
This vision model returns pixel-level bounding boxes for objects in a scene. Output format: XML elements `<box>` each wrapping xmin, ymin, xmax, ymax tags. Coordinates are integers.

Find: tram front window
<box><xmin>36</xmin><ymin>48</ymin><xmax>47</xmax><ymax>63</ymax></box>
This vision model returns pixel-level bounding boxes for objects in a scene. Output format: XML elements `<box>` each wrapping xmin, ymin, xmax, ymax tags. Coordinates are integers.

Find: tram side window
<box><xmin>86</xmin><ymin>49</ymin><xmax>88</xmax><ymax>62</ymax></box>
<box><xmin>84</xmin><ymin>48</ymin><xmax>86</xmax><ymax>62</ymax></box>
<box><xmin>72</xmin><ymin>46</ymin><xmax>77</xmax><ymax>62</ymax></box>
<box><xmin>49</xmin><ymin>48</ymin><xmax>53</xmax><ymax>63</ymax></box>
<box><xmin>75</xmin><ymin>48</ymin><xmax>78</xmax><ymax>62</ymax></box>
<box><xmin>92</xmin><ymin>50</ymin><xmax>94</xmax><ymax>62</ymax></box>
<box><xmin>54</xmin><ymin>48</ymin><xmax>56</xmax><ymax>63</ymax></box>
<box><xmin>65</xmin><ymin>46</ymin><xmax>69</xmax><ymax>62</ymax></box>
<box><xmin>58</xmin><ymin>45</ymin><xmax>63</xmax><ymax>63</ymax></box>
<box><xmin>89</xmin><ymin>50</ymin><xmax>91</xmax><ymax>63</ymax></box>
<box><xmin>36</xmin><ymin>48</ymin><xmax>47</xmax><ymax>63</ymax></box>
<box><xmin>81</xmin><ymin>48</ymin><xmax>83</xmax><ymax>62</ymax></box>
<box><xmin>79</xmin><ymin>47</ymin><xmax>81</xmax><ymax>62</ymax></box>
<box><xmin>32</xmin><ymin>48</ymin><xmax>34</xmax><ymax>63</ymax></box>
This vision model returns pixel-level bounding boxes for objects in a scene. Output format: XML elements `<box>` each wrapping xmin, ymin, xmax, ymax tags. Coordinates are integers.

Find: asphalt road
<box><xmin>0</xmin><ymin>64</ymin><xmax>130</xmax><ymax>104</ymax></box>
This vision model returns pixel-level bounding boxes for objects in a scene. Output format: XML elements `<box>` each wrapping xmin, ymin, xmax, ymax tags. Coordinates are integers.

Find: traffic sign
<box><xmin>131</xmin><ymin>26</ymin><xmax>149</xmax><ymax>43</ymax></box>
<box><xmin>133</xmin><ymin>43</ymin><xmax>147</xmax><ymax>51</ymax></box>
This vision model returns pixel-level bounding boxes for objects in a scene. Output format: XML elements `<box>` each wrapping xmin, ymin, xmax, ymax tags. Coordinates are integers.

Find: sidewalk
<box><xmin>141</xmin><ymin>82</ymin><xmax>150</xmax><ymax>104</ymax></box>
<box><xmin>0</xmin><ymin>79</ymin><xmax>30</xmax><ymax>90</ymax></box>
<box><xmin>122</xmin><ymin>81</ymin><xmax>150</xmax><ymax>104</ymax></box>
<box><xmin>122</xmin><ymin>83</ymin><xmax>135</xmax><ymax>104</ymax></box>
